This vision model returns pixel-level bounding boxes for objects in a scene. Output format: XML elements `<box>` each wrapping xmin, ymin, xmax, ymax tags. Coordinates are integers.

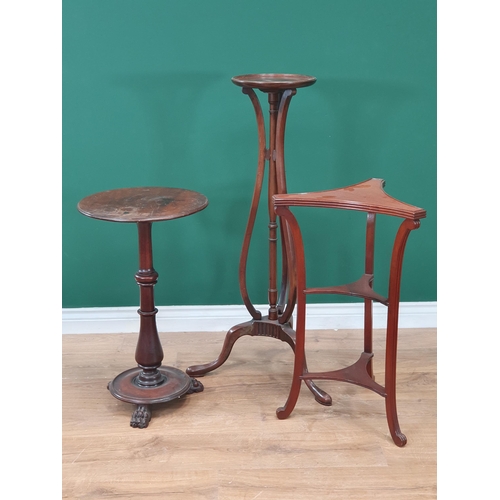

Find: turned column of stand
<box><xmin>187</xmin><ymin>74</ymin><xmax>331</xmax><ymax>406</ymax></box>
<box><xmin>78</xmin><ymin>187</ymin><xmax>208</xmax><ymax>428</ymax></box>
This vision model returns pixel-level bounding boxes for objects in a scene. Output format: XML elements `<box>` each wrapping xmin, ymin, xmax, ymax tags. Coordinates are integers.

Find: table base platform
<box><xmin>108</xmin><ymin>367</ymin><xmax>204</xmax><ymax>428</ymax></box>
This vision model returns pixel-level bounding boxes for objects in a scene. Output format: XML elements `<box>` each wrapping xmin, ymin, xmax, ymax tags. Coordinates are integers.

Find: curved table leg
<box><xmin>276</xmin><ymin>324</ymin><xmax>304</xmax><ymax>420</ymax></box>
<box><xmin>383</xmin><ymin>219</ymin><xmax>419</xmax><ymax>446</ymax></box>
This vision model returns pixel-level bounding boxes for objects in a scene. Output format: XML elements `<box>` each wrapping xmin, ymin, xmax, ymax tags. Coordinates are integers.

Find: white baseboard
<box><xmin>62</xmin><ymin>301</ymin><xmax>436</xmax><ymax>334</ymax></box>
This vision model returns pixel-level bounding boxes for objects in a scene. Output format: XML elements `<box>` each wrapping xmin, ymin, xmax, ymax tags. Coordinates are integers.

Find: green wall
<box><xmin>63</xmin><ymin>0</ymin><xmax>436</xmax><ymax>309</ymax></box>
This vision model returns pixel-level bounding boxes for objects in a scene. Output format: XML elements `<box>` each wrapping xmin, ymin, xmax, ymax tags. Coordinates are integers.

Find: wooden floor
<box><xmin>63</xmin><ymin>328</ymin><xmax>436</xmax><ymax>499</ymax></box>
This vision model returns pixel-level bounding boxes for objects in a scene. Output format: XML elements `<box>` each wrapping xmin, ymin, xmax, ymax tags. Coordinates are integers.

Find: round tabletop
<box><xmin>231</xmin><ymin>73</ymin><xmax>316</xmax><ymax>92</ymax></box>
<box><xmin>77</xmin><ymin>187</ymin><xmax>208</xmax><ymax>223</ymax></box>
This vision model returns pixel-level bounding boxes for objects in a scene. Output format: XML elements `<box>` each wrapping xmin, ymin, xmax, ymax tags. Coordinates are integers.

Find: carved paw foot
<box><xmin>130</xmin><ymin>405</ymin><xmax>151</xmax><ymax>429</ymax></box>
<box><xmin>187</xmin><ymin>378</ymin><xmax>204</xmax><ymax>394</ymax></box>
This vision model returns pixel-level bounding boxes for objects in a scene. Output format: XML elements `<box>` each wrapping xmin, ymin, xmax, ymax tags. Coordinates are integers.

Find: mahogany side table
<box><xmin>187</xmin><ymin>74</ymin><xmax>331</xmax><ymax>406</ymax></box>
<box><xmin>78</xmin><ymin>187</ymin><xmax>208</xmax><ymax>428</ymax></box>
<box><xmin>273</xmin><ymin>179</ymin><xmax>426</xmax><ymax>446</ymax></box>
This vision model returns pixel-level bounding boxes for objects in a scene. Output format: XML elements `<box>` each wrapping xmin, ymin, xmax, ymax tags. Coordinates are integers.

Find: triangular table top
<box><xmin>273</xmin><ymin>178</ymin><xmax>426</xmax><ymax>220</ymax></box>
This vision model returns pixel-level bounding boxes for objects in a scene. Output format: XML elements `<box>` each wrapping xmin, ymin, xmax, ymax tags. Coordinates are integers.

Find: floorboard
<box><xmin>63</xmin><ymin>328</ymin><xmax>436</xmax><ymax>499</ymax></box>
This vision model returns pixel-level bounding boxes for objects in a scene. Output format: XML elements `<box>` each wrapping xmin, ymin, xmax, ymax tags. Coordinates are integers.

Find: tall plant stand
<box><xmin>187</xmin><ymin>74</ymin><xmax>332</xmax><ymax>406</ymax></box>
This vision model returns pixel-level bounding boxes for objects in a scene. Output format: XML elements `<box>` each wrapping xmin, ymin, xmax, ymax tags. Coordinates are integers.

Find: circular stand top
<box><xmin>78</xmin><ymin>187</ymin><xmax>208</xmax><ymax>223</ymax></box>
<box><xmin>231</xmin><ymin>73</ymin><xmax>316</xmax><ymax>91</ymax></box>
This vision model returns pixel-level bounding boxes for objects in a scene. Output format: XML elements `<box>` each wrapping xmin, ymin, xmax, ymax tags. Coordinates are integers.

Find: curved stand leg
<box><xmin>303</xmin><ymin>366</ymin><xmax>332</xmax><ymax>406</ymax></box>
<box><xmin>186</xmin><ymin>317</ymin><xmax>332</xmax><ymax>406</ymax></box>
<box><xmin>238</xmin><ymin>88</ymin><xmax>266</xmax><ymax>321</ymax></box>
<box><xmin>186</xmin><ymin>321</ymin><xmax>253</xmax><ymax>376</ymax></box>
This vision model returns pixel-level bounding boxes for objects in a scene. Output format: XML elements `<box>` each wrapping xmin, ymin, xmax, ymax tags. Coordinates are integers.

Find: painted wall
<box><xmin>63</xmin><ymin>0</ymin><xmax>436</xmax><ymax>308</ymax></box>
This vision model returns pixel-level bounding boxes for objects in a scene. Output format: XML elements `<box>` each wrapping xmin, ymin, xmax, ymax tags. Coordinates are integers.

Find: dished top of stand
<box><xmin>78</xmin><ymin>187</ymin><xmax>208</xmax><ymax>223</ymax></box>
<box><xmin>231</xmin><ymin>73</ymin><xmax>316</xmax><ymax>92</ymax></box>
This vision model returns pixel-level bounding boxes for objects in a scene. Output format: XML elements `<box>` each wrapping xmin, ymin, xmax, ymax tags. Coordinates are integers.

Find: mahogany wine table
<box><xmin>78</xmin><ymin>187</ymin><xmax>208</xmax><ymax>428</ymax></box>
<box><xmin>187</xmin><ymin>73</ymin><xmax>332</xmax><ymax>406</ymax></box>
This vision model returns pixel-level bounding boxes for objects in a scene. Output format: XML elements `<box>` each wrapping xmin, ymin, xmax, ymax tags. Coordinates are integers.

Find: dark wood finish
<box><xmin>231</xmin><ymin>73</ymin><xmax>316</xmax><ymax>92</ymax></box>
<box><xmin>186</xmin><ymin>74</ymin><xmax>332</xmax><ymax>406</ymax></box>
<box><xmin>77</xmin><ymin>186</ymin><xmax>208</xmax><ymax>222</ymax></box>
<box><xmin>78</xmin><ymin>187</ymin><xmax>208</xmax><ymax>428</ymax></box>
<box><xmin>364</xmin><ymin>212</ymin><xmax>376</xmax><ymax>378</ymax></box>
<box><xmin>273</xmin><ymin>178</ymin><xmax>426</xmax><ymax>219</ymax></box>
<box><xmin>273</xmin><ymin>178</ymin><xmax>426</xmax><ymax>446</ymax></box>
